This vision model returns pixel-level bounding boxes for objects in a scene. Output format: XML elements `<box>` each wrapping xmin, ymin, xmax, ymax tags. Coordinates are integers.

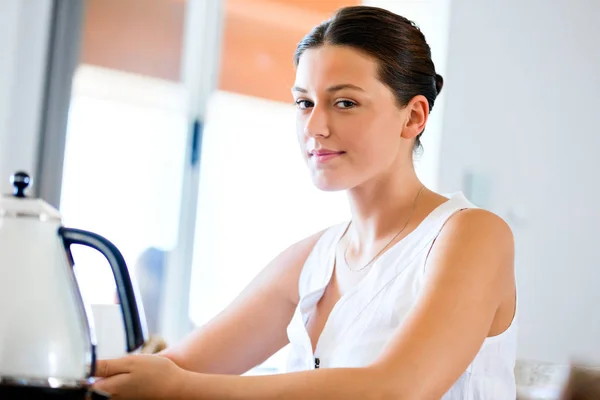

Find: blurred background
<box><xmin>0</xmin><ymin>0</ymin><xmax>598</xmax><ymax>393</ymax></box>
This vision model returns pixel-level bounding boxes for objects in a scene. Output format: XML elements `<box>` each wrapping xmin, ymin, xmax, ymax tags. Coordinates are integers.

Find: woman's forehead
<box><xmin>294</xmin><ymin>45</ymin><xmax>380</xmax><ymax>90</ymax></box>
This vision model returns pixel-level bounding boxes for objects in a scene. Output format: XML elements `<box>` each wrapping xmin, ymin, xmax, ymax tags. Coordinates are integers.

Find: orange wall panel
<box><xmin>81</xmin><ymin>0</ymin><xmax>185</xmax><ymax>81</ymax></box>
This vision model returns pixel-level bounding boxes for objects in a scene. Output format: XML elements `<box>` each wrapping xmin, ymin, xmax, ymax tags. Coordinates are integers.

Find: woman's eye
<box><xmin>295</xmin><ymin>100</ymin><xmax>313</xmax><ymax>110</ymax></box>
<box><xmin>336</xmin><ymin>100</ymin><xmax>357</xmax><ymax>109</ymax></box>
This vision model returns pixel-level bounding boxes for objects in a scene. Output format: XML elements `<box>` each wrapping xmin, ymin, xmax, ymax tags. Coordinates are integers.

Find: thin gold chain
<box><xmin>343</xmin><ymin>186</ymin><xmax>426</xmax><ymax>272</ymax></box>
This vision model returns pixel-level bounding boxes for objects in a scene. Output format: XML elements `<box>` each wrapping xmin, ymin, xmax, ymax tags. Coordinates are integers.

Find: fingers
<box><xmin>94</xmin><ymin>357</ymin><xmax>133</xmax><ymax>378</ymax></box>
<box><xmin>92</xmin><ymin>373</ymin><xmax>130</xmax><ymax>398</ymax></box>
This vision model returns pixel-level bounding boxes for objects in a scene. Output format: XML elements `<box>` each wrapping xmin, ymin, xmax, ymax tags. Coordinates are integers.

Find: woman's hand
<box><xmin>93</xmin><ymin>354</ymin><xmax>188</xmax><ymax>400</ymax></box>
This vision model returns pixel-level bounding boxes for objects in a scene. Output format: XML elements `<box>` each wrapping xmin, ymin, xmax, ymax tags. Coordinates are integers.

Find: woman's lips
<box><xmin>310</xmin><ymin>151</ymin><xmax>345</xmax><ymax>163</ymax></box>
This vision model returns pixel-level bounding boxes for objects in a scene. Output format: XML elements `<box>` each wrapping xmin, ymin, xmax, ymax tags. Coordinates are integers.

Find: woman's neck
<box><xmin>345</xmin><ymin>165</ymin><xmax>425</xmax><ymax>248</ymax></box>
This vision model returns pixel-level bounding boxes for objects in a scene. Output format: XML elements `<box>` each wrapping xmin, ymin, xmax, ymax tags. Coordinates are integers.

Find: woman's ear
<box><xmin>401</xmin><ymin>95</ymin><xmax>430</xmax><ymax>140</ymax></box>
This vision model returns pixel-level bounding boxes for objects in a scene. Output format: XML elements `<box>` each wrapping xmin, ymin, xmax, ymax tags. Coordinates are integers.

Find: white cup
<box><xmin>90</xmin><ymin>304</ymin><xmax>128</xmax><ymax>360</ymax></box>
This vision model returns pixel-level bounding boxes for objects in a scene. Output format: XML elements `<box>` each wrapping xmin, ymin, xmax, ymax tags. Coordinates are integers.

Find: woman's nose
<box><xmin>303</xmin><ymin>106</ymin><xmax>330</xmax><ymax>138</ymax></box>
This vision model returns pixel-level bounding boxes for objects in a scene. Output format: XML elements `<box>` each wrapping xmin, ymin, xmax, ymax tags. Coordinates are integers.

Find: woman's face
<box><xmin>293</xmin><ymin>44</ymin><xmax>414</xmax><ymax>192</ymax></box>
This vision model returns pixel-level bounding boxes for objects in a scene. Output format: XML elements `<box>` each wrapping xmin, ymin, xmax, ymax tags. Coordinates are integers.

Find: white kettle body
<box><xmin>0</xmin><ymin>172</ymin><xmax>145</xmax><ymax>395</ymax></box>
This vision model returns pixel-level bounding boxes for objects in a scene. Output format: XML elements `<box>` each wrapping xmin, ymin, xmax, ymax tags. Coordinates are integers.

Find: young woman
<box><xmin>94</xmin><ymin>5</ymin><xmax>517</xmax><ymax>399</ymax></box>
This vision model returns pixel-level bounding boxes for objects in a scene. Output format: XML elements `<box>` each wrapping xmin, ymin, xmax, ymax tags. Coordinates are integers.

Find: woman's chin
<box><xmin>312</xmin><ymin>176</ymin><xmax>349</xmax><ymax>192</ymax></box>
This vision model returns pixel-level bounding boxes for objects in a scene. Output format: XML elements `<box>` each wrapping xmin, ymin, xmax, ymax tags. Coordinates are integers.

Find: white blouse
<box><xmin>285</xmin><ymin>193</ymin><xmax>517</xmax><ymax>399</ymax></box>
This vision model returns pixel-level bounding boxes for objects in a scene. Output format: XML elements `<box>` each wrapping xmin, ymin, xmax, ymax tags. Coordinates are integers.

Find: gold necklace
<box><xmin>343</xmin><ymin>186</ymin><xmax>426</xmax><ymax>272</ymax></box>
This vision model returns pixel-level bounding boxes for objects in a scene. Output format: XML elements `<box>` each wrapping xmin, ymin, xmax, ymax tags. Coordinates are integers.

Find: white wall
<box><xmin>440</xmin><ymin>0</ymin><xmax>600</xmax><ymax>364</ymax></box>
<box><xmin>0</xmin><ymin>0</ymin><xmax>52</xmax><ymax>193</ymax></box>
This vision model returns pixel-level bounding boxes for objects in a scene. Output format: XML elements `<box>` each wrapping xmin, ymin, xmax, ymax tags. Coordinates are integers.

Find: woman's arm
<box><xmin>160</xmin><ymin>230</ymin><xmax>325</xmax><ymax>375</ymax></box>
<box><xmin>372</xmin><ymin>208</ymin><xmax>516</xmax><ymax>398</ymax></box>
<box><xmin>174</xmin><ymin>208</ymin><xmax>516</xmax><ymax>399</ymax></box>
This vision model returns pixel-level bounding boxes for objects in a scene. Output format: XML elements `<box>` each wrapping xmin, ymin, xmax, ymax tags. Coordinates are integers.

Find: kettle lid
<box><xmin>0</xmin><ymin>172</ymin><xmax>61</xmax><ymax>221</ymax></box>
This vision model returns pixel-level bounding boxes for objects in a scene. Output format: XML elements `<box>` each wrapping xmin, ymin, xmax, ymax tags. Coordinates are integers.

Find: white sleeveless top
<box><xmin>285</xmin><ymin>193</ymin><xmax>517</xmax><ymax>399</ymax></box>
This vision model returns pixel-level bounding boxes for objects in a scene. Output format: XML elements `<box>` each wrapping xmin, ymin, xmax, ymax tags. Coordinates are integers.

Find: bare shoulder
<box><xmin>277</xmin><ymin>229</ymin><xmax>327</xmax><ymax>265</ymax></box>
<box><xmin>428</xmin><ymin>208</ymin><xmax>515</xmax><ymax>279</ymax></box>
<box><xmin>441</xmin><ymin>208</ymin><xmax>513</xmax><ymax>244</ymax></box>
<box><xmin>266</xmin><ymin>228</ymin><xmax>329</xmax><ymax>305</ymax></box>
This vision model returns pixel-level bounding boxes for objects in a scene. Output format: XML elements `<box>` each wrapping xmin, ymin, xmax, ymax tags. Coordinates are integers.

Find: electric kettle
<box><xmin>0</xmin><ymin>172</ymin><xmax>146</xmax><ymax>399</ymax></box>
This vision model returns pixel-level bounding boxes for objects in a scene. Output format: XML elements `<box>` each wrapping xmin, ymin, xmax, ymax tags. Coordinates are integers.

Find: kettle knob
<box><xmin>10</xmin><ymin>171</ymin><xmax>31</xmax><ymax>198</ymax></box>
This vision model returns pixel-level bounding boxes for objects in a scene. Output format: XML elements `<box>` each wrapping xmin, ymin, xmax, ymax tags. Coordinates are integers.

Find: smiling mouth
<box><xmin>310</xmin><ymin>151</ymin><xmax>345</xmax><ymax>163</ymax></box>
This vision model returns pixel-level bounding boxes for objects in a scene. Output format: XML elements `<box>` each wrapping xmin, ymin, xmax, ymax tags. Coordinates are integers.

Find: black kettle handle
<box><xmin>59</xmin><ymin>227</ymin><xmax>146</xmax><ymax>353</ymax></box>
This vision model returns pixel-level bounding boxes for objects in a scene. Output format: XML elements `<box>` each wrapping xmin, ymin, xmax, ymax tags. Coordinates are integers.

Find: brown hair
<box><xmin>294</xmin><ymin>5</ymin><xmax>443</xmax><ymax>152</ymax></box>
